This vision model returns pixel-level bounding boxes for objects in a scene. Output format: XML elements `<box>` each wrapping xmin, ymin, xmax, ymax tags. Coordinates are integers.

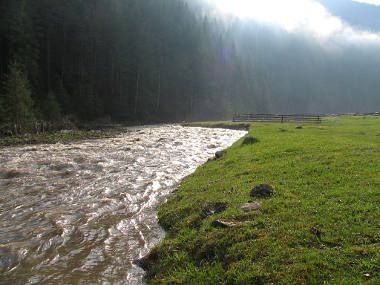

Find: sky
<box><xmin>352</xmin><ymin>0</ymin><xmax>380</xmax><ymax>5</ymax></box>
<box><xmin>212</xmin><ymin>0</ymin><xmax>380</xmax><ymax>44</ymax></box>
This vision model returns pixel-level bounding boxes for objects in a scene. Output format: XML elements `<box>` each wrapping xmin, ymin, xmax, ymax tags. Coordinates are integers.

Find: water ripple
<box><xmin>0</xmin><ymin>125</ymin><xmax>246</xmax><ymax>284</ymax></box>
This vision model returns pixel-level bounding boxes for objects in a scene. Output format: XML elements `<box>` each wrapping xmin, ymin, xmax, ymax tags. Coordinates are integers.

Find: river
<box><xmin>0</xmin><ymin>125</ymin><xmax>246</xmax><ymax>284</ymax></box>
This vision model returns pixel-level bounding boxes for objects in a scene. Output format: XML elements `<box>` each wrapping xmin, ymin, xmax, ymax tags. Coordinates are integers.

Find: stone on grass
<box><xmin>242</xmin><ymin>137</ymin><xmax>259</xmax><ymax>145</ymax></box>
<box><xmin>134</xmin><ymin>250</ymin><xmax>158</xmax><ymax>270</ymax></box>
<box><xmin>240</xmin><ymin>202</ymin><xmax>262</xmax><ymax>212</ymax></box>
<box><xmin>202</xmin><ymin>202</ymin><xmax>229</xmax><ymax>217</ymax></box>
<box><xmin>250</xmin><ymin>184</ymin><xmax>275</xmax><ymax>198</ymax></box>
<box><xmin>296</xmin><ymin>126</ymin><xmax>303</xmax><ymax>129</ymax></box>
<box><xmin>215</xmin><ymin>150</ymin><xmax>226</xmax><ymax>159</ymax></box>
<box><xmin>211</xmin><ymin>219</ymin><xmax>240</xmax><ymax>228</ymax></box>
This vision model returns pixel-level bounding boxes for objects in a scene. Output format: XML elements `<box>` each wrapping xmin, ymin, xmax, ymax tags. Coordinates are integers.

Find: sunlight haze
<box><xmin>352</xmin><ymin>0</ymin><xmax>380</xmax><ymax>5</ymax></box>
<box><xmin>213</xmin><ymin>0</ymin><xmax>380</xmax><ymax>42</ymax></box>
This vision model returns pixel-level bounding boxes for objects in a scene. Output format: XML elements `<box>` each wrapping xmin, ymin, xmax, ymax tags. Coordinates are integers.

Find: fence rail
<box><xmin>233</xmin><ymin>113</ymin><xmax>323</xmax><ymax>123</ymax></box>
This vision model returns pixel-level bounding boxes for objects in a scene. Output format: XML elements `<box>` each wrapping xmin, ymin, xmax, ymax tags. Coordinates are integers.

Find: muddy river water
<box><xmin>0</xmin><ymin>125</ymin><xmax>246</xmax><ymax>284</ymax></box>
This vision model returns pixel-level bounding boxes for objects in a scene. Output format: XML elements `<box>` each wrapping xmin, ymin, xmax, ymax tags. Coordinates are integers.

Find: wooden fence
<box><xmin>233</xmin><ymin>114</ymin><xmax>323</xmax><ymax>123</ymax></box>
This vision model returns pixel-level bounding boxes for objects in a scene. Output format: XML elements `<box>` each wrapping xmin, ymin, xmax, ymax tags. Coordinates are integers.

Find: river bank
<box><xmin>145</xmin><ymin>116</ymin><xmax>380</xmax><ymax>284</ymax></box>
<box><xmin>0</xmin><ymin>122</ymin><xmax>250</xmax><ymax>148</ymax></box>
<box><xmin>0</xmin><ymin>123</ymin><xmax>135</xmax><ymax>147</ymax></box>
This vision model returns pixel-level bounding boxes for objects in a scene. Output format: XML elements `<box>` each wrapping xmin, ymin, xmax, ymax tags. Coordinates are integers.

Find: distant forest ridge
<box><xmin>1</xmin><ymin>0</ymin><xmax>380</xmax><ymax>126</ymax></box>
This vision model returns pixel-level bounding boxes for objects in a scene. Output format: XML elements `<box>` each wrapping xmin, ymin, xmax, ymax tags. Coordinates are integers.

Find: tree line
<box><xmin>0</xmin><ymin>0</ymin><xmax>242</xmax><ymax>128</ymax></box>
<box><xmin>1</xmin><ymin>0</ymin><xmax>379</xmax><ymax>130</ymax></box>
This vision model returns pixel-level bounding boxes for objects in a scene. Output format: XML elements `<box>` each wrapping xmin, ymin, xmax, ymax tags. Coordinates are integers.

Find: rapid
<box><xmin>0</xmin><ymin>125</ymin><xmax>246</xmax><ymax>284</ymax></box>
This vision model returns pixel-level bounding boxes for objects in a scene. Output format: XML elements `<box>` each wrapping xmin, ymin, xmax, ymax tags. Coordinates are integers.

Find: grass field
<box><xmin>145</xmin><ymin>116</ymin><xmax>380</xmax><ymax>284</ymax></box>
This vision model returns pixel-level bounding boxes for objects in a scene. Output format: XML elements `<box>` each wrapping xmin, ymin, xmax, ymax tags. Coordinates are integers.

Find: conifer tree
<box><xmin>1</xmin><ymin>62</ymin><xmax>34</xmax><ymax>125</ymax></box>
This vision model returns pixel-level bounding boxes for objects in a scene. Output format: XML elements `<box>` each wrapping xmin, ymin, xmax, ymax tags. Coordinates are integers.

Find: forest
<box><xmin>1</xmin><ymin>0</ymin><xmax>380</xmax><ymax>129</ymax></box>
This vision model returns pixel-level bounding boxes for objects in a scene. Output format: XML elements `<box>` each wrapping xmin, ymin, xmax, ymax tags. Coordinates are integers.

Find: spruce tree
<box><xmin>1</xmin><ymin>62</ymin><xmax>34</xmax><ymax>125</ymax></box>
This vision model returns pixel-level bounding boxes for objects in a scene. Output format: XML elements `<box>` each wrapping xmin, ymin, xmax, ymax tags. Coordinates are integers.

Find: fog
<box><xmin>199</xmin><ymin>0</ymin><xmax>380</xmax><ymax>114</ymax></box>
<box><xmin>1</xmin><ymin>0</ymin><xmax>379</xmax><ymax>125</ymax></box>
<box><xmin>213</xmin><ymin>0</ymin><xmax>380</xmax><ymax>42</ymax></box>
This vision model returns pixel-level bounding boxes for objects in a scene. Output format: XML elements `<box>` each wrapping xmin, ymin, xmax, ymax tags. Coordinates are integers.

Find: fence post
<box><xmin>281</xmin><ymin>115</ymin><xmax>284</xmax><ymax>123</ymax></box>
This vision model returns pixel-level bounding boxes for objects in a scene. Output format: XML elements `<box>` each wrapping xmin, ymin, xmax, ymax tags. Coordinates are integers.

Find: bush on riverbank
<box><xmin>145</xmin><ymin>116</ymin><xmax>380</xmax><ymax>284</ymax></box>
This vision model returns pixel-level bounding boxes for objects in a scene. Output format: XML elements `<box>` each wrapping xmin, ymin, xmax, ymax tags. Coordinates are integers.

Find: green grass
<box><xmin>145</xmin><ymin>116</ymin><xmax>380</xmax><ymax>284</ymax></box>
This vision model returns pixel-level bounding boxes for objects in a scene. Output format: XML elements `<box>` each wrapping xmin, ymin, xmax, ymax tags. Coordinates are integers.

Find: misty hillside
<box><xmin>1</xmin><ymin>0</ymin><xmax>380</xmax><ymax>126</ymax></box>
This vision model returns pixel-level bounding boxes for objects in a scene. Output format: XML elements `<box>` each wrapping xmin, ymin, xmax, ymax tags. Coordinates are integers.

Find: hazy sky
<box><xmin>213</xmin><ymin>0</ymin><xmax>380</xmax><ymax>43</ymax></box>
<box><xmin>353</xmin><ymin>0</ymin><xmax>380</xmax><ymax>5</ymax></box>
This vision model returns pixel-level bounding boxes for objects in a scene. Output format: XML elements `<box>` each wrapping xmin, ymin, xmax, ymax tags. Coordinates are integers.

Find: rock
<box><xmin>295</xmin><ymin>126</ymin><xmax>303</xmax><ymax>129</ymax></box>
<box><xmin>240</xmin><ymin>202</ymin><xmax>262</xmax><ymax>212</ymax></box>
<box><xmin>134</xmin><ymin>251</ymin><xmax>158</xmax><ymax>270</ymax></box>
<box><xmin>207</xmin><ymin>144</ymin><xmax>217</xmax><ymax>149</ymax></box>
<box><xmin>211</xmin><ymin>219</ymin><xmax>240</xmax><ymax>228</ymax></box>
<box><xmin>174</xmin><ymin>141</ymin><xmax>183</xmax><ymax>146</ymax></box>
<box><xmin>202</xmin><ymin>202</ymin><xmax>229</xmax><ymax>217</ymax></box>
<box><xmin>250</xmin><ymin>184</ymin><xmax>275</xmax><ymax>198</ymax></box>
<box><xmin>215</xmin><ymin>150</ymin><xmax>226</xmax><ymax>159</ymax></box>
<box><xmin>242</xmin><ymin>136</ymin><xmax>259</xmax><ymax>145</ymax></box>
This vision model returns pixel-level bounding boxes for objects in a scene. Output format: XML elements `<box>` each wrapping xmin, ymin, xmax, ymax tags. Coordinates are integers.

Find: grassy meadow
<box><xmin>145</xmin><ymin>116</ymin><xmax>380</xmax><ymax>284</ymax></box>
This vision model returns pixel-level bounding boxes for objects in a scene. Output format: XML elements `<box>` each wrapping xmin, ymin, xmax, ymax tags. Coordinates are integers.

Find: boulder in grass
<box><xmin>202</xmin><ymin>202</ymin><xmax>229</xmax><ymax>217</ymax></box>
<box><xmin>134</xmin><ymin>250</ymin><xmax>158</xmax><ymax>270</ymax></box>
<box><xmin>240</xmin><ymin>202</ymin><xmax>262</xmax><ymax>212</ymax></box>
<box><xmin>215</xmin><ymin>150</ymin><xmax>226</xmax><ymax>159</ymax></box>
<box><xmin>250</xmin><ymin>184</ymin><xmax>275</xmax><ymax>198</ymax></box>
<box><xmin>296</xmin><ymin>126</ymin><xmax>303</xmax><ymax>129</ymax></box>
<box><xmin>242</xmin><ymin>136</ymin><xmax>259</xmax><ymax>145</ymax></box>
<box><xmin>211</xmin><ymin>219</ymin><xmax>240</xmax><ymax>228</ymax></box>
